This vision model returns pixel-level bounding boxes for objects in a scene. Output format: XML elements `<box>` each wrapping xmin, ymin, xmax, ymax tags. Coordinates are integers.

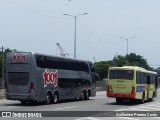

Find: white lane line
<box><xmin>6</xmin><ymin>106</ymin><xmax>14</xmax><ymax>109</ymax></box>
<box><xmin>137</xmin><ymin>106</ymin><xmax>160</xmax><ymax>111</ymax></box>
<box><xmin>150</xmin><ymin>118</ymin><xmax>160</xmax><ymax>120</ymax></box>
<box><xmin>76</xmin><ymin>117</ymin><xmax>101</xmax><ymax>120</ymax></box>
<box><xmin>117</xmin><ymin>117</ymin><xmax>140</xmax><ymax>120</ymax></box>
<box><xmin>126</xmin><ymin>107</ymin><xmax>148</xmax><ymax>111</ymax></box>
<box><xmin>54</xmin><ymin>106</ymin><xmax>76</xmax><ymax>111</ymax></box>
<box><xmin>115</xmin><ymin>108</ymin><xmax>128</xmax><ymax>111</ymax></box>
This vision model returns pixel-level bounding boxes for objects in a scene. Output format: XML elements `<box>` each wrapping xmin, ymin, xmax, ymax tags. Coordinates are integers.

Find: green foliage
<box><xmin>126</xmin><ymin>53</ymin><xmax>152</xmax><ymax>70</ymax></box>
<box><xmin>95</xmin><ymin>53</ymin><xmax>153</xmax><ymax>80</ymax></box>
<box><xmin>115</xmin><ymin>55</ymin><xmax>127</xmax><ymax>67</ymax></box>
<box><xmin>94</xmin><ymin>61</ymin><xmax>110</xmax><ymax>80</ymax></box>
<box><xmin>0</xmin><ymin>48</ymin><xmax>12</xmax><ymax>77</ymax></box>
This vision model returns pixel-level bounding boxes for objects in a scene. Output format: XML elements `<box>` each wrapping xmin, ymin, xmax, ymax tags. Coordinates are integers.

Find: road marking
<box><xmin>54</xmin><ymin>106</ymin><xmax>76</xmax><ymax>111</ymax></box>
<box><xmin>115</xmin><ymin>108</ymin><xmax>128</xmax><ymax>111</ymax></box>
<box><xmin>117</xmin><ymin>117</ymin><xmax>140</xmax><ymax>120</ymax></box>
<box><xmin>125</xmin><ymin>107</ymin><xmax>148</xmax><ymax>111</ymax></box>
<box><xmin>76</xmin><ymin>117</ymin><xmax>101</xmax><ymax>120</ymax></box>
<box><xmin>150</xmin><ymin>118</ymin><xmax>160</xmax><ymax>120</ymax></box>
<box><xmin>136</xmin><ymin>106</ymin><xmax>160</xmax><ymax>111</ymax></box>
<box><xmin>6</xmin><ymin>106</ymin><xmax>14</xmax><ymax>109</ymax></box>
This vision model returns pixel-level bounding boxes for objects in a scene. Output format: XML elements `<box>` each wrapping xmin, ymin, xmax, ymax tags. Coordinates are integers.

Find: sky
<box><xmin>0</xmin><ymin>0</ymin><xmax>160</xmax><ymax>68</ymax></box>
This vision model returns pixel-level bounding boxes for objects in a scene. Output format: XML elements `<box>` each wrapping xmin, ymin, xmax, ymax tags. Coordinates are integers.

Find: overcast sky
<box><xmin>1</xmin><ymin>0</ymin><xmax>160</xmax><ymax>68</ymax></box>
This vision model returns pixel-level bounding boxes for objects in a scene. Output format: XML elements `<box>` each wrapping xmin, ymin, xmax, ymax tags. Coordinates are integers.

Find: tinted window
<box><xmin>136</xmin><ymin>72</ymin><xmax>155</xmax><ymax>84</ymax></box>
<box><xmin>109</xmin><ymin>70</ymin><xmax>134</xmax><ymax>80</ymax></box>
<box><xmin>35</xmin><ymin>55</ymin><xmax>89</xmax><ymax>73</ymax></box>
<box><xmin>8</xmin><ymin>72</ymin><xmax>29</xmax><ymax>85</ymax></box>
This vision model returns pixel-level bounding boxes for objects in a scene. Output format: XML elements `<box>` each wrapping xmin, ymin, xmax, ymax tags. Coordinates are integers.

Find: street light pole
<box><xmin>74</xmin><ymin>16</ymin><xmax>77</xmax><ymax>59</ymax></box>
<box><xmin>63</xmin><ymin>13</ymin><xmax>88</xmax><ymax>58</ymax></box>
<box><xmin>0</xmin><ymin>46</ymin><xmax>4</xmax><ymax>88</ymax></box>
<box><xmin>120</xmin><ymin>36</ymin><xmax>136</xmax><ymax>55</ymax></box>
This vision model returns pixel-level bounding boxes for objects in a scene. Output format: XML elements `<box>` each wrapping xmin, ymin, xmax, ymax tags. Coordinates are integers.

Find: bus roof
<box><xmin>109</xmin><ymin>66</ymin><xmax>157</xmax><ymax>75</ymax></box>
<box><xmin>7</xmin><ymin>51</ymin><xmax>92</xmax><ymax>64</ymax></box>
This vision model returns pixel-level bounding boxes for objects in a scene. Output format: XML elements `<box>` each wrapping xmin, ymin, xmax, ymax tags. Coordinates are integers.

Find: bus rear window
<box><xmin>8</xmin><ymin>72</ymin><xmax>29</xmax><ymax>85</ymax></box>
<box><xmin>109</xmin><ymin>70</ymin><xmax>134</xmax><ymax>80</ymax></box>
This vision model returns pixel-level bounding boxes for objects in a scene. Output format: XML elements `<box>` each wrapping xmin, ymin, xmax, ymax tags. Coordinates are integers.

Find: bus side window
<box><xmin>136</xmin><ymin>72</ymin><xmax>140</xmax><ymax>84</ymax></box>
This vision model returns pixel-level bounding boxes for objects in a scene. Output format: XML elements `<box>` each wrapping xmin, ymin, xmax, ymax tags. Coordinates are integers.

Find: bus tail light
<box><xmin>132</xmin><ymin>86</ymin><xmax>135</xmax><ymax>94</ymax></box>
<box><xmin>29</xmin><ymin>82</ymin><xmax>34</xmax><ymax>93</ymax></box>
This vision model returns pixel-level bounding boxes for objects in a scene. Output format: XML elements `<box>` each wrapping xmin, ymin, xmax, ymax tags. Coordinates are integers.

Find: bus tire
<box><xmin>45</xmin><ymin>93</ymin><xmax>52</xmax><ymax>105</ymax></box>
<box><xmin>21</xmin><ymin>101</ymin><xmax>27</xmax><ymax>105</ymax></box>
<box><xmin>53</xmin><ymin>93</ymin><xmax>58</xmax><ymax>104</ymax></box>
<box><xmin>85</xmin><ymin>91</ymin><xmax>89</xmax><ymax>100</ymax></box>
<box><xmin>80</xmin><ymin>92</ymin><xmax>85</xmax><ymax>101</ymax></box>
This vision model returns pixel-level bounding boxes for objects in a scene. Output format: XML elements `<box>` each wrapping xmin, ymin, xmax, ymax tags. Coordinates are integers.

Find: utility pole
<box><xmin>63</xmin><ymin>13</ymin><xmax>88</xmax><ymax>58</ymax></box>
<box><xmin>119</xmin><ymin>36</ymin><xmax>136</xmax><ymax>55</ymax></box>
<box><xmin>1</xmin><ymin>46</ymin><xmax>4</xmax><ymax>88</ymax></box>
<box><xmin>93</xmin><ymin>57</ymin><xmax>96</xmax><ymax>63</ymax></box>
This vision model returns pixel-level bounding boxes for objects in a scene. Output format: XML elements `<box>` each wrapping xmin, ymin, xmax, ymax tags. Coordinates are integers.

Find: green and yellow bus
<box><xmin>107</xmin><ymin>66</ymin><xmax>158</xmax><ymax>104</ymax></box>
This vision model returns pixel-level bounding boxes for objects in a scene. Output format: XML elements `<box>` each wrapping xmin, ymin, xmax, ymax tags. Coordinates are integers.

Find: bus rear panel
<box><xmin>107</xmin><ymin>69</ymin><xmax>136</xmax><ymax>99</ymax></box>
<box><xmin>5</xmin><ymin>52</ymin><xmax>35</xmax><ymax>101</ymax></box>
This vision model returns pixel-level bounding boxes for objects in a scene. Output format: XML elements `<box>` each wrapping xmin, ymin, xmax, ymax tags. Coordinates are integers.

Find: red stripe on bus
<box><xmin>107</xmin><ymin>92</ymin><xmax>136</xmax><ymax>99</ymax></box>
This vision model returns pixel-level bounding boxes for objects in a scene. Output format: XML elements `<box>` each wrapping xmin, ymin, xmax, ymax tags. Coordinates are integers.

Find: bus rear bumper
<box><xmin>6</xmin><ymin>92</ymin><xmax>35</xmax><ymax>101</ymax></box>
<box><xmin>107</xmin><ymin>92</ymin><xmax>136</xmax><ymax>99</ymax></box>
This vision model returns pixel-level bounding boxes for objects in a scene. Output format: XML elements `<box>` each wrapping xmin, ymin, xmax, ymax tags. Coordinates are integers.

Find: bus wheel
<box><xmin>116</xmin><ymin>98</ymin><xmax>124</xmax><ymax>104</ymax></box>
<box><xmin>80</xmin><ymin>92</ymin><xmax>85</xmax><ymax>101</ymax></box>
<box><xmin>53</xmin><ymin>93</ymin><xmax>58</xmax><ymax>104</ymax></box>
<box><xmin>21</xmin><ymin>101</ymin><xmax>27</xmax><ymax>105</ymax></box>
<box><xmin>45</xmin><ymin>93</ymin><xmax>52</xmax><ymax>105</ymax></box>
<box><xmin>85</xmin><ymin>91</ymin><xmax>89</xmax><ymax>100</ymax></box>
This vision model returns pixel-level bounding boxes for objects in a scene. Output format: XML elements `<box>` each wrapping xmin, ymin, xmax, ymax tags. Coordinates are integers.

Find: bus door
<box><xmin>6</xmin><ymin>52</ymin><xmax>32</xmax><ymax>95</ymax></box>
<box><xmin>147</xmin><ymin>75</ymin><xmax>151</xmax><ymax>99</ymax></box>
<box><xmin>154</xmin><ymin>76</ymin><xmax>158</xmax><ymax>97</ymax></box>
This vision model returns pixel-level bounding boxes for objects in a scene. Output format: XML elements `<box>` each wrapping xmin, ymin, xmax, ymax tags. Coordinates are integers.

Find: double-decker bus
<box><xmin>107</xmin><ymin>66</ymin><xmax>158</xmax><ymax>104</ymax></box>
<box><xmin>5</xmin><ymin>52</ymin><xmax>96</xmax><ymax>104</ymax></box>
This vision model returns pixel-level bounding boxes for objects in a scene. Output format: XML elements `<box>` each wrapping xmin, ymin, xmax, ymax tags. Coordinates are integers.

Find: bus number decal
<box><xmin>43</xmin><ymin>69</ymin><xmax>58</xmax><ymax>88</ymax></box>
<box><xmin>12</xmin><ymin>55</ymin><xmax>26</xmax><ymax>63</ymax></box>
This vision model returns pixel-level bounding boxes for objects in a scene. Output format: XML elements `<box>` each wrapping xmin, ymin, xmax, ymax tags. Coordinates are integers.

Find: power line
<box><xmin>5</xmin><ymin>0</ymin><xmax>67</xmax><ymax>19</ymax></box>
<box><xmin>78</xmin><ymin>20</ymin><xmax>125</xmax><ymax>45</ymax></box>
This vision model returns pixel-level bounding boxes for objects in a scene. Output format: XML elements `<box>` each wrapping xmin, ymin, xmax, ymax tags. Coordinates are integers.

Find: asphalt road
<box><xmin>0</xmin><ymin>90</ymin><xmax>160</xmax><ymax>120</ymax></box>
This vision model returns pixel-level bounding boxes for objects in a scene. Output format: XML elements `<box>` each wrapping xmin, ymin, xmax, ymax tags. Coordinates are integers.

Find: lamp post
<box><xmin>63</xmin><ymin>13</ymin><xmax>88</xmax><ymax>58</ymax></box>
<box><xmin>0</xmin><ymin>46</ymin><xmax>4</xmax><ymax>88</ymax></box>
<box><xmin>119</xmin><ymin>36</ymin><xmax>136</xmax><ymax>55</ymax></box>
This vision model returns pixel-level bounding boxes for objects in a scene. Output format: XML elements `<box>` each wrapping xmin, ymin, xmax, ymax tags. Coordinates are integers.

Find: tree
<box><xmin>0</xmin><ymin>48</ymin><xmax>12</xmax><ymax>77</ymax></box>
<box><xmin>126</xmin><ymin>53</ymin><xmax>153</xmax><ymax>70</ymax></box>
<box><xmin>115</xmin><ymin>55</ymin><xmax>127</xmax><ymax>67</ymax></box>
<box><xmin>94</xmin><ymin>61</ymin><xmax>111</xmax><ymax>80</ymax></box>
<box><xmin>95</xmin><ymin>53</ymin><xmax>153</xmax><ymax>80</ymax></box>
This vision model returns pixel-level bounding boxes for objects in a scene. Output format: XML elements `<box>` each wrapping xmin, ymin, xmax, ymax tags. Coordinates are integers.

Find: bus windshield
<box><xmin>109</xmin><ymin>70</ymin><xmax>134</xmax><ymax>80</ymax></box>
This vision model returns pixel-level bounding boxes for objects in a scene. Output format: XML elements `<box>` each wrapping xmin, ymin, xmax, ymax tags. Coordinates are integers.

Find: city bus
<box><xmin>5</xmin><ymin>52</ymin><xmax>96</xmax><ymax>104</ymax></box>
<box><xmin>107</xmin><ymin>66</ymin><xmax>158</xmax><ymax>104</ymax></box>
